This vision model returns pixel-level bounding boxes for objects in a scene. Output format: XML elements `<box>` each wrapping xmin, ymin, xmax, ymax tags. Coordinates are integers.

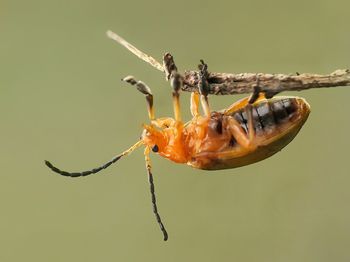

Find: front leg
<box><xmin>122</xmin><ymin>76</ymin><xmax>155</xmax><ymax>120</ymax></box>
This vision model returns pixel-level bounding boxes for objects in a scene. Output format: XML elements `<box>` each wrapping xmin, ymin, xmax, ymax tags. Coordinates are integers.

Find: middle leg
<box><xmin>190</xmin><ymin>92</ymin><xmax>200</xmax><ymax>117</ymax></box>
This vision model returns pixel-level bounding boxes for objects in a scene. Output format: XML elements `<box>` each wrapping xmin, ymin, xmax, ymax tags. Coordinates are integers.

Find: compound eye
<box><xmin>152</xmin><ymin>144</ymin><xmax>159</xmax><ymax>153</ymax></box>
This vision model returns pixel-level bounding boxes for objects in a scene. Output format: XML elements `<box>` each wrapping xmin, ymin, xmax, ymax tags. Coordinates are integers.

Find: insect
<box><xmin>45</xmin><ymin>36</ymin><xmax>310</xmax><ymax>241</ymax></box>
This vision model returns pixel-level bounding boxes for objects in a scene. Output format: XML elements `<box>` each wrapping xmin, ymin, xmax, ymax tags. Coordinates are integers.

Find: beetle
<box><xmin>45</xmin><ymin>55</ymin><xmax>310</xmax><ymax>241</ymax></box>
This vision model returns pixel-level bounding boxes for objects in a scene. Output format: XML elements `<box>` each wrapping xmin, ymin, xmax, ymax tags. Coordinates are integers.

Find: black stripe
<box><xmin>268</xmin><ymin>101</ymin><xmax>278</xmax><ymax>125</ymax></box>
<box><xmin>256</xmin><ymin>102</ymin><xmax>275</xmax><ymax>128</ymax></box>
<box><xmin>239</xmin><ymin>111</ymin><xmax>249</xmax><ymax>134</ymax></box>
<box><xmin>281</xmin><ymin>98</ymin><xmax>297</xmax><ymax>115</ymax></box>
<box><xmin>232</xmin><ymin>111</ymin><xmax>248</xmax><ymax>134</ymax></box>
<box><xmin>254</xmin><ymin>106</ymin><xmax>264</xmax><ymax>131</ymax></box>
<box><xmin>271</xmin><ymin>100</ymin><xmax>289</xmax><ymax>123</ymax></box>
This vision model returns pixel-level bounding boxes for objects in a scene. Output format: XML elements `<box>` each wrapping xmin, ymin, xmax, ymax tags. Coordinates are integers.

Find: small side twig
<box><xmin>107</xmin><ymin>30</ymin><xmax>350</xmax><ymax>96</ymax></box>
<box><xmin>107</xmin><ymin>30</ymin><xmax>164</xmax><ymax>72</ymax></box>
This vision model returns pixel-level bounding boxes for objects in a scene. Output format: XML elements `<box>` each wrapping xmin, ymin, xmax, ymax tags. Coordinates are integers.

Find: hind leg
<box><xmin>223</xmin><ymin>76</ymin><xmax>267</xmax><ymax>116</ymax></box>
<box><xmin>226</xmin><ymin>117</ymin><xmax>257</xmax><ymax>151</ymax></box>
<box><xmin>248</xmin><ymin>75</ymin><xmax>279</xmax><ymax>103</ymax></box>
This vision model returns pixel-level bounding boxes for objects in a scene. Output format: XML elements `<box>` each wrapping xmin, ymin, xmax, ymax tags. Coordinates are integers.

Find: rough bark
<box><xmin>182</xmin><ymin>69</ymin><xmax>350</xmax><ymax>95</ymax></box>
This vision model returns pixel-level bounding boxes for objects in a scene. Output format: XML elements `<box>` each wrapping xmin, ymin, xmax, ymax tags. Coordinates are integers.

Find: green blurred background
<box><xmin>1</xmin><ymin>0</ymin><xmax>350</xmax><ymax>261</ymax></box>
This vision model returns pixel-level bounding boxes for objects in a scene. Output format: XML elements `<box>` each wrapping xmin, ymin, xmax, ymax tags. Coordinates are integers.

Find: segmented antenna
<box><xmin>45</xmin><ymin>140</ymin><xmax>143</xmax><ymax>177</ymax></box>
<box><xmin>45</xmin><ymin>156</ymin><xmax>121</xmax><ymax>177</ymax></box>
<box><xmin>147</xmin><ymin>165</ymin><xmax>168</xmax><ymax>241</ymax></box>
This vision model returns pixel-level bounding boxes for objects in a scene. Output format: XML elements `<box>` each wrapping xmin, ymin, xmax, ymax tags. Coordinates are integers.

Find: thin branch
<box><xmin>107</xmin><ymin>30</ymin><xmax>350</xmax><ymax>96</ymax></box>
<box><xmin>182</xmin><ymin>69</ymin><xmax>350</xmax><ymax>95</ymax></box>
<box><xmin>106</xmin><ymin>30</ymin><xmax>164</xmax><ymax>72</ymax></box>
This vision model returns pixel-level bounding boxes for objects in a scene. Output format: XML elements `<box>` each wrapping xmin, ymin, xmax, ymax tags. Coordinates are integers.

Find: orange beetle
<box><xmin>45</xmin><ymin>55</ymin><xmax>310</xmax><ymax>241</ymax></box>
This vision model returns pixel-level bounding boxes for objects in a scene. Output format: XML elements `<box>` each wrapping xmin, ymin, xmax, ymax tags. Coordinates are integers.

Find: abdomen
<box><xmin>189</xmin><ymin>96</ymin><xmax>311</xmax><ymax>170</ymax></box>
<box><xmin>233</xmin><ymin>97</ymin><xmax>304</xmax><ymax>136</ymax></box>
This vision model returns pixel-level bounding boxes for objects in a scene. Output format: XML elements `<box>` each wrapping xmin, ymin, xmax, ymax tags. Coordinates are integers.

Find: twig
<box><xmin>107</xmin><ymin>30</ymin><xmax>350</xmax><ymax>96</ymax></box>
<box><xmin>182</xmin><ymin>69</ymin><xmax>350</xmax><ymax>95</ymax></box>
<box><xmin>106</xmin><ymin>30</ymin><xmax>164</xmax><ymax>72</ymax></box>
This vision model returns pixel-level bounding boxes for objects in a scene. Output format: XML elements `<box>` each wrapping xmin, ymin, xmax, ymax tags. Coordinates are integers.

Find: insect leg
<box><xmin>45</xmin><ymin>140</ymin><xmax>143</xmax><ymax>177</ymax></box>
<box><xmin>245</xmin><ymin>77</ymin><xmax>260</xmax><ymax>141</ymax></box>
<box><xmin>190</xmin><ymin>92</ymin><xmax>200</xmax><ymax>117</ymax></box>
<box><xmin>144</xmin><ymin>146</ymin><xmax>168</xmax><ymax>241</ymax></box>
<box><xmin>163</xmin><ymin>53</ymin><xmax>182</xmax><ymax>122</ymax></box>
<box><xmin>245</xmin><ymin>104</ymin><xmax>255</xmax><ymax>141</ymax></box>
<box><xmin>248</xmin><ymin>75</ymin><xmax>261</xmax><ymax>104</ymax></box>
<box><xmin>227</xmin><ymin>117</ymin><xmax>257</xmax><ymax>150</ymax></box>
<box><xmin>248</xmin><ymin>75</ymin><xmax>278</xmax><ymax>102</ymax></box>
<box><xmin>122</xmin><ymin>76</ymin><xmax>155</xmax><ymax>120</ymax></box>
<box><xmin>198</xmin><ymin>60</ymin><xmax>211</xmax><ymax>117</ymax></box>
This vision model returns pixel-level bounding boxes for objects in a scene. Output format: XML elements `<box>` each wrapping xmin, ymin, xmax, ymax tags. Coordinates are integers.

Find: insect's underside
<box><xmin>45</xmin><ymin>40</ymin><xmax>310</xmax><ymax>241</ymax></box>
